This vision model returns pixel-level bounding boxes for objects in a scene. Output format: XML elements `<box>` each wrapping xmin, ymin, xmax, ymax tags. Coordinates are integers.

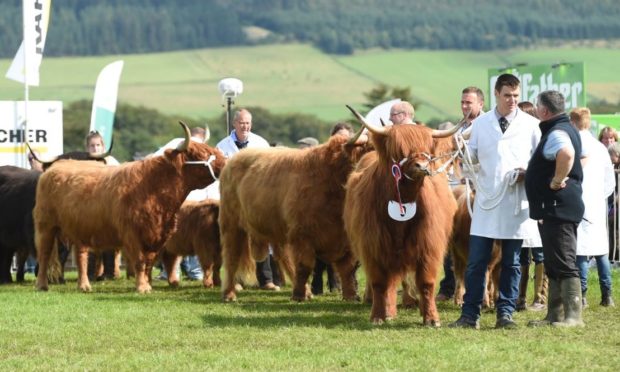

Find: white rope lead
<box><xmin>456</xmin><ymin>134</ymin><xmax>522</xmax><ymax>216</ymax></box>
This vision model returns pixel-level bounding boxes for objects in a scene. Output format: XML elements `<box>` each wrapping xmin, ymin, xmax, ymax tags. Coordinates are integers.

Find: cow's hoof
<box><xmin>79</xmin><ymin>285</ymin><xmax>92</xmax><ymax>293</ymax></box>
<box><xmin>168</xmin><ymin>280</ymin><xmax>179</xmax><ymax>288</ymax></box>
<box><xmin>343</xmin><ymin>294</ymin><xmax>361</xmax><ymax>302</ymax></box>
<box><xmin>203</xmin><ymin>280</ymin><xmax>214</xmax><ymax>288</ymax></box>
<box><xmin>137</xmin><ymin>285</ymin><xmax>152</xmax><ymax>294</ymax></box>
<box><xmin>223</xmin><ymin>292</ymin><xmax>237</xmax><ymax>302</ymax></box>
<box><xmin>291</xmin><ymin>295</ymin><xmax>308</xmax><ymax>302</ymax></box>
<box><xmin>424</xmin><ymin>319</ymin><xmax>441</xmax><ymax>328</ymax></box>
<box><xmin>234</xmin><ymin>283</ymin><xmax>243</xmax><ymax>292</ymax></box>
<box><xmin>371</xmin><ymin>317</ymin><xmax>385</xmax><ymax>325</ymax></box>
<box><xmin>35</xmin><ymin>284</ymin><xmax>48</xmax><ymax>291</ymax></box>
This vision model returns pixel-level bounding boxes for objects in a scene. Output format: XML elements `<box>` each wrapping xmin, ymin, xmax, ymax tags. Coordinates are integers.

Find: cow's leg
<box><xmin>367</xmin><ymin>263</ymin><xmax>389</xmax><ymax>324</ymax></box>
<box><xmin>482</xmin><ymin>269</ymin><xmax>491</xmax><ymax>309</ymax></box>
<box><xmin>212</xmin><ymin>246</ymin><xmax>222</xmax><ymax>287</ymax></box>
<box><xmin>291</xmin><ymin>243</ymin><xmax>314</xmax><ymax>301</ymax></box>
<box><xmin>0</xmin><ymin>248</ymin><xmax>13</xmax><ymax>284</ymax></box>
<box><xmin>76</xmin><ymin>245</ymin><xmax>92</xmax><ymax>292</ymax></box>
<box><xmin>363</xmin><ymin>282</ymin><xmax>372</xmax><ymax>304</ymax></box>
<box><xmin>161</xmin><ymin>251</ymin><xmax>181</xmax><ymax>287</ymax></box>
<box><xmin>453</xmin><ymin>252</ymin><xmax>466</xmax><ymax>306</ymax></box>
<box><xmin>113</xmin><ymin>249</ymin><xmax>121</xmax><ymax>279</ymax></box>
<box><xmin>35</xmin><ymin>229</ymin><xmax>55</xmax><ymax>291</ymax></box>
<box><xmin>415</xmin><ymin>262</ymin><xmax>441</xmax><ymax>327</ymax></box>
<box><xmin>197</xmin><ymin>251</ymin><xmax>215</xmax><ymax>288</ymax></box>
<box><xmin>130</xmin><ymin>249</ymin><xmax>154</xmax><ymax>294</ymax></box>
<box><xmin>332</xmin><ymin>253</ymin><xmax>359</xmax><ymax>301</ymax></box>
<box><xmin>222</xmin><ymin>228</ymin><xmax>250</xmax><ymax>302</ymax></box>
<box><xmin>386</xmin><ymin>274</ymin><xmax>400</xmax><ymax>320</ymax></box>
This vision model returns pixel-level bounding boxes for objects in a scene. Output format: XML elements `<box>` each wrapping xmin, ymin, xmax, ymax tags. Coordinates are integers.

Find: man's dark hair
<box><xmin>330</xmin><ymin>122</ymin><xmax>353</xmax><ymax>136</ymax></box>
<box><xmin>537</xmin><ymin>90</ymin><xmax>566</xmax><ymax>115</ymax></box>
<box><xmin>494</xmin><ymin>73</ymin><xmax>520</xmax><ymax>93</ymax></box>
<box><xmin>462</xmin><ymin>86</ymin><xmax>484</xmax><ymax>102</ymax></box>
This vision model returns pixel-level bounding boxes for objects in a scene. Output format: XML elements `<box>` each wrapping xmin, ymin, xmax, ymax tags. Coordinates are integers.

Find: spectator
<box><xmin>437</xmin><ymin>86</ymin><xmax>485</xmax><ymax>302</ymax></box>
<box><xmin>215</xmin><ymin>109</ymin><xmax>280</xmax><ymax>291</ymax></box>
<box><xmin>389</xmin><ymin>101</ymin><xmax>415</xmax><ymax>125</ymax></box>
<box><xmin>599</xmin><ymin>126</ymin><xmax>618</xmax><ymax>148</ymax></box>
<box><xmin>607</xmin><ymin>143</ymin><xmax>620</xmax><ymax>265</ymax></box>
<box><xmin>526</xmin><ymin>90</ymin><xmax>585</xmax><ymax>327</ymax></box>
<box><xmin>571</xmin><ymin>107</ymin><xmax>615</xmax><ymax>307</ymax></box>
<box><xmin>516</xmin><ymin>101</ymin><xmax>547</xmax><ymax>312</ymax></box>
<box><xmin>85</xmin><ymin>130</ymin><xmax>121</xmax><ymax>281</ymax></box>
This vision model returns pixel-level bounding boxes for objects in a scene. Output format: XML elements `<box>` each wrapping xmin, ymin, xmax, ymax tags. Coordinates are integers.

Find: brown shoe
<box><xmin>436</xmin><ymin>293</ymin><xmax>452</xmax><ymax>302</ymax></box>
<box><xmin>261</xmin><ymin>282</ymin><xmax>281</xmax><ymax>291</ymax></box>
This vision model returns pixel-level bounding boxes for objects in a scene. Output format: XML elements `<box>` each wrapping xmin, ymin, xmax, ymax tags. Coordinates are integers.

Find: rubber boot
<box><xmin>528</xmin><ymin>278</ymin><xmax>563</xmax><ymax>327</ymax></box>
<box><xmin>601</xmin><ymin>289</ymin><xmax>615</xmax><ymax>307</ymax></box>
<box><xmin>516</xmin><ymin>264</ymin><xmax>529</xmax><ymax>311</ymax></box>
<box><xmin>530</xmin><ymin>263</ymin><xmax>547</xmax><ymax>311</ymax></box>
<box><xmin>553</xmin><ymin>277</ymin><xmax>585</xmax><ymax>327</ymax></box>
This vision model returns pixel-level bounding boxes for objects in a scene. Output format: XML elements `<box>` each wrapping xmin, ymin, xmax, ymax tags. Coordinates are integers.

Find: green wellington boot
<box><xmin>528</xmin><ymin>277</ymin><xmax>563</xmax><ymax>327</ymax></box>
<box><xmin>552</xmin><ymin>277</ymin><xmax>585</xmax><ymax>327</ymax></box>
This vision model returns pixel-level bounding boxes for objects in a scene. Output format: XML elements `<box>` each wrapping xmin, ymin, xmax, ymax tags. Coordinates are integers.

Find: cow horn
<box><xmin>177</xmin><ymin>121</ymin><xmax>192</xmax><ymax>152</ymax></box>
<box><xmin>25</xmin><ymin>141</ymin><xmax>59</xmax><ymax>164</ymax></box>
<box><xmin>430</xmin><ymin>110</ymin><xmax>470</xmax><ymax>138</ymax></box>
<box><xmin>346</xmin><ymin>125</ymin><xmax>365</xmax><ymax>145</ymax></box>
<box><xmin>346</xmin><ymin>105</ymin><xmax>387</xmax><ymax>136</ymax></box>
<box><xmin>204</xmin><ymin>125</ymin><xmax>210</xmax><ymax>143</ymax></box>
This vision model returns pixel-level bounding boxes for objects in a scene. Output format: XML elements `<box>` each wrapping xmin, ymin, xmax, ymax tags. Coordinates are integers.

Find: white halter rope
<box><xmin>455</xmin><ymin>134</ymin><xmax>521</xmax><ymax>216</ymax></box>
<box><xmin>185</xmin><ymin>154</ymin><xmax>218</xmax><ymax>181</ymax></box>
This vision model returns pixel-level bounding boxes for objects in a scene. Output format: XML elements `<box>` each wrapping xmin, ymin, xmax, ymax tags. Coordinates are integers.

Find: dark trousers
<box><xmin>311</xmin><ymin>258</ymin><xmax>340</xmax><ymax>295</ymax></box>
<box><xmin>256</xmin><ymin>254</ymin><xmax>280</xmax><ymax>286</ymax></box>
<box><xmin>438</xmin><ymin>254</ymin><xmax>455</xmax><ymax>297</ymax></box>
<box><xmin>540</xmin><ymin>218</ymin><xmax>579</xmax><ymax>280</ymax></box>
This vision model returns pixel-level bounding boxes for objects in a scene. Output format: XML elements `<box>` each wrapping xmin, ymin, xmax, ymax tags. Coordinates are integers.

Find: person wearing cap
<box><xmin>297</xmin><ymin>137</ymin><xmax>319</xmax><ymax>148</ymax></box>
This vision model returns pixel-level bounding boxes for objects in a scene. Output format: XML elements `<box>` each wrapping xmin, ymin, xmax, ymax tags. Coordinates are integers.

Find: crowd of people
<box><xmin>16</xmin><ymin>72</ymin><xmax>617</xmax><ymax>329</ymax></box>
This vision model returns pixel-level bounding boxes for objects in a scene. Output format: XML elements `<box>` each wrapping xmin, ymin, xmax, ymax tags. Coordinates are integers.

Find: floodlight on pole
<box><xmin>218</xmin><ymin>78</ymin><xmax>243</xmax><ymax>135</ymax></box>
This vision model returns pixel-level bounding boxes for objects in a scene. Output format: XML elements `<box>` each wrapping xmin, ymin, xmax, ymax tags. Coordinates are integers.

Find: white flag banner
<box><xmin>89</xmin><ymin>60</ymin><xmax>124</xmax><ymax>150</ymax></box>
<box><xmin>6</xmin><ymin>0</ymin><xmax>52</xmax><ymax>86</ymax></box>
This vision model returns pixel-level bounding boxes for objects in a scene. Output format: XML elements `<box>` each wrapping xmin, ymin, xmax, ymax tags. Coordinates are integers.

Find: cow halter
<box><xmin>185</xmin><ymin>154</ymin><xmax>218</xmax><ymax>180</ymax></box>
<box><xmin>389</xmin><ymin>159</ymin><xmax>416</xmax><ymax>221</ymax></box>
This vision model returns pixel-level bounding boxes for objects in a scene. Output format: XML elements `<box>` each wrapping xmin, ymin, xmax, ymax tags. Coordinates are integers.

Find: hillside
<box><xmin>1</xmin><ymin>0</ymin><xmax>620</xmax><ymax>57</ymax></box>
<box><xmin>1</xmin><ymin>44</ymin><xmax>619</xmax><ymax>123</ymax></box>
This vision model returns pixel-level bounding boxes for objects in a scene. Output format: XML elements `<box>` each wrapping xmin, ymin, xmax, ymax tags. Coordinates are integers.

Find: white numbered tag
<box><xmin>388</xmin><ymin>201</ymin><xmax>416</xmax><ymax>221</ymax></box>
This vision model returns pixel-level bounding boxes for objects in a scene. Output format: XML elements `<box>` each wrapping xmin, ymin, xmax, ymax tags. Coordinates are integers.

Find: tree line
<box><xmin>2</xmin><ymin>0</ymin><xmax>620</xmax><ymax>57</ymax></box>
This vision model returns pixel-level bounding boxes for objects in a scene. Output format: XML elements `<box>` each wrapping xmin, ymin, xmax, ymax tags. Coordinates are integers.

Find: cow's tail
<box><xmin>46</xmin><ymin>238</ymin><xmax>63</xmax><ymax>283</ymax></box>
<box><xmin>234</xmin><ymin>243</ymin><xmax>257</xmax><ymax>287</ymax></box>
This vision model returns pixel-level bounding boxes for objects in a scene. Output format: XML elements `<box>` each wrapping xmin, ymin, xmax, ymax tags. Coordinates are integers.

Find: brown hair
<box><xmin>494</xmin><ymin>73</ymin><xmax>520</xmax><ymax>93</ymax></box>
<box><xmin>569</xmin><ymin>107</ymin><xmax>591</xmax><ymax>131</ymax></box>
<box><xmin>85</xmin><ymin>130</ymin><xmax>104</xmax><ymax>149</ymax></box>
<box><xmin>518</xmin><ymin>101</ymin><xmax>538</xmax><ymax>118</ymax></box>
<box><xmin>462</xmin><ymin>86</ymin><xmax>484</xmax><ymax>103</ymax></box>
<box><xmin>599</xmin><ymin>126</ymin><xmax>619</xmax><ymax>142</ymax></box>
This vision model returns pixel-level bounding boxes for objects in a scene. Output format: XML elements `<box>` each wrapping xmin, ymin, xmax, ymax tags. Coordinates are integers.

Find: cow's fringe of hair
<box><xmin>233</xmin><ymin>243</ymin><xmax>257</xmax><ymax>287</ymax></box>
<box><xmin>46</xmin><ymin>239</ymin><xmax>63</xmax><ymax>284</ymax></box>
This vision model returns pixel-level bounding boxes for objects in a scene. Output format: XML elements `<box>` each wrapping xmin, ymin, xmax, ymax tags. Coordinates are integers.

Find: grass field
<box><xmin>1</xmin><ymin>44</ymin><xmax>619</xmax><ymax>124</ymax></box>
<box><xmin>0</xmin><ymin>268</ymin><xmax>619</xmax><ymax>370</ymax></box>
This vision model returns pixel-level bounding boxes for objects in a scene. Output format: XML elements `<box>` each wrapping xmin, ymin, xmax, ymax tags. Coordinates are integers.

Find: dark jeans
<box><xmin>540</xmin><ymin>218</ymin><xmax>579</xmax><ymax>280</ymax></box>
<box><xmin>576</xmin><ymin>255</ymin><xmax>612</xmax><ymax>294</ymax></box>
<box><xmin>462</xmin><ymin>236</ymin><xmax>522</xmax><ymax>320</ymax></box>
<box><xmin>256</xmin><ymin>254</ymin><xmax>281</xmax><ymax>287</ymax></box>
<box><xmin>438</xmin><ymin>253</ymin><xmax>455</xmax><ymax>297</ymax></box>
<box><xmin>519</xmin><ymin>247</ymin><xmax>544</xmax><ymax>266</ymax></box>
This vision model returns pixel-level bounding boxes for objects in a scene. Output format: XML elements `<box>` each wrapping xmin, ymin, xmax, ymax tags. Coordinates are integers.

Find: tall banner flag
<box><xmin>89</xmin><ymin>60</ymin><xmax>124</xmax><ymax>150</ymax></box>
<box><xmin>6</xmin><ymin>0</ymin><xmax>52</xmax><ymax>86</ymax></box>
<box><xmin>487</xmin><ymin>62</ymin><xmax>586</xmax><ymax>111</ymax></box>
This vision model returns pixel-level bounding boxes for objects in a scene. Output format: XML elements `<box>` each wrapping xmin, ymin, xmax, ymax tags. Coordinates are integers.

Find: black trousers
<box><xmin>540</xmin><ymin>218</ymin><xmax>579</xmax><ymax>280</ymax></box>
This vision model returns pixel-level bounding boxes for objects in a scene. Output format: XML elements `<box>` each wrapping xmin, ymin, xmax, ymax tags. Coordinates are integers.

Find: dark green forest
<box><xmin>1</xmin><ymin>0</ymin><xmax>620</xmax><ymax>57</ymax></box>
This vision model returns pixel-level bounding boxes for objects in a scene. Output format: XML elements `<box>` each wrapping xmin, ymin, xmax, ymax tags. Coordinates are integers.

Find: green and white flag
<box><xmin>89</xmin><ymin>60</ymin><xmax>124</xmax><ymax>151</ymax></box>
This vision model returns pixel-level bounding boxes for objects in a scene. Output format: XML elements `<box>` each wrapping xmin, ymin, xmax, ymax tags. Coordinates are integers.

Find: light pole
<box><xmin>218</xmin><ymin>78</ymin><xmax>243</xmax><ymax>135</ymax></box>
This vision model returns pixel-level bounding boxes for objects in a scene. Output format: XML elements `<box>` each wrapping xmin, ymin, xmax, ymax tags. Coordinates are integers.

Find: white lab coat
<box><xmin>577</xmin><ymin>130</ymin><xmax>615</xmax><ymax>256</ymax></box>
<box><xmin>205</xmin><ymin>131</ymin><xmax>271</xmax><ymax>200</ymax></box>
<box><xmin>467</xmin><ymin>109</ymin><xmax>541</xmax><ymax>239</ymax></box>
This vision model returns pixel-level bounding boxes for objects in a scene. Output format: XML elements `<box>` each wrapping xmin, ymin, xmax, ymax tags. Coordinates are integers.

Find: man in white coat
<box><xmin>449</xmin><ymin>74</ymin><xmax>541</xmax><ymax>329</ymax></box>
<box><xmin>209</xmin><ymin>109</ymin><xmax>280</xmax><ymax>291</ymax></box>
<box><xmin>570</xmin><ymin>107</ymin><xmax>616</xmax><ymax>307</ymax></box>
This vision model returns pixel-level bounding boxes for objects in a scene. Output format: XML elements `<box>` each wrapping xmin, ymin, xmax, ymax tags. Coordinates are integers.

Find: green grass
<box><xmin>1</xmin><ymin>43</ymin><xmax>619</xmax><ymax>124</ymax></box>
<box><xmin>1</xmin><ymin>268</ymin><xmax>619</xmax><ymax>370</ymax></box>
